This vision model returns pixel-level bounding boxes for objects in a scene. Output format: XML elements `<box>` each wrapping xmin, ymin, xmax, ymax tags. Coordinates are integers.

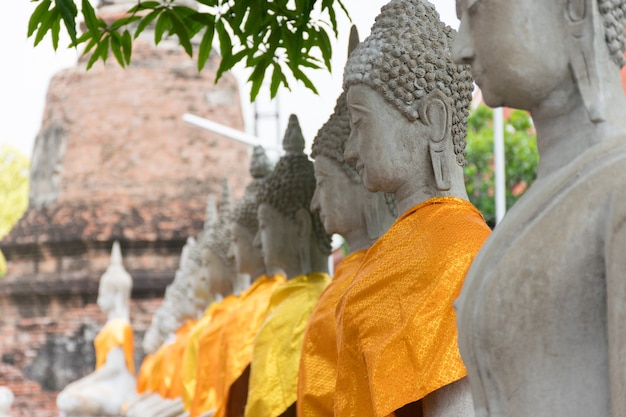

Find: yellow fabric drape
<box><xmin>297</xmin><ymin>251</ymin><xmax>366</xmax><ymax>417</ymax></box>
<box><xmin>136</xmin><ymin>353</ymin><xmax>156</xmax><ymax>393</ymax></box>
<box><xmin>190</xmin><ymin>295</ymin><xmax>241</xmax><ymax>417</ymax></box>
<box><xmin>245</xmin><ymin>272</ymin><xmax>331</xmax><ymax>417</ymax></box>
<box><xmin>335</xmin><ymin>197</ymin><xmax>491</xmax><ymax>417</ymax></box>
<box><xmin>181</xmin><ymin>303</ymin><xmax>220</xmax><ymax>409</ymax></box>
<box><xmin>211</xmin><ymin>274</ymin><xmax>287</xmax><ymax>417</ymax></box>
<box><xmin>94</xmin><ymin>318</ymin><xmax>135</xmax><ymax>374</ymax></box>
<box><xmin>158</xmin><ymin>320</ymin><xmax>197</xmax><ymax>398</ymax></box>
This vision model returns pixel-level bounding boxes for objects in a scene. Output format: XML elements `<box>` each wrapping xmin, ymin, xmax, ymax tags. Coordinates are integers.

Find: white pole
<box><xmin>494</xmin><ymin>107</ymin><xmax>506</xmax><ymax>225</ymax></box>
<box><xmin>182</xmin><ymin>113</ymin><xmax>280</xmax><ymax>151</ymax></box>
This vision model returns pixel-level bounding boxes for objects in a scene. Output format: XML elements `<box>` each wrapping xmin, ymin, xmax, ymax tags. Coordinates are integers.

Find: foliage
<box><xmin>0</xmin><ymin>145</ymin><xmax>30</xmax><ymax>277</ymax></box>
<box><xmin>464</xmin><ymin>105</ymin><xmax>539</xmax><ymax>227</ymax></box>
<box><xmin>27</xmin><ymin>0</ymin><xmax>349</xmax><ymax>100</ymax></box>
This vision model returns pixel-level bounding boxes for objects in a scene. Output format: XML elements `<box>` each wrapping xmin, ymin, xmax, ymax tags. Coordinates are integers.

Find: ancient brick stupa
<box><xmin>0</xmin><ymin>2</ymin><xmax>250</xmax><ymax>416</ymax></box>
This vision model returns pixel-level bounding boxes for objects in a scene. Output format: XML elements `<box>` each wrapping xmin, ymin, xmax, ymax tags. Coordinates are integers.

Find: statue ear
<box><xmin>295</xmin><ymin>208</ymin><xmax>312</xmax><ymax>240</ymax></box>
<box><xmin>566</xmin><ymin>0</ymin><xmax>605</xmax><ymax>122</ymax></box>
<box><xmin>418</xmin><ymin>89</ymin><xmax>452</xmax><ymax>191</ymax></box>
<box><xmin>295</xmin><ymin>208</ymin><xmax>313</xmax><ymax>273</ymax></box>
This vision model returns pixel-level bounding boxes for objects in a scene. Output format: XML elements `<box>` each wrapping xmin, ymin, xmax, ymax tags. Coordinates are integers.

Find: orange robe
<box><xmin>245</xmin><ymin>272</ymin><xmax>331</xmax><ymax>417</ymax></box>
<box><xmin>190</xmin><ymin>295</ymin><xmax>241</xmax><ymax>417</ymax></box>
<box><xmin>211</xmin><ymin>274</ymin><xmax>287</xmax><ymax>417</ymax></box>
<box><xmin>181</xmin><ymin>303</ymin><xmax>221</xmax><ymax>409</ymax></box>
<box><xmin>335</xmin><ymin>197</ymin><xmax>491</xmax><ymax>417</ymax></box>
<box><xmin>136</xmin><ymin>353</ymin><xmax>156</xmax><ymax>393</ymax></box>
<box><xmin>146</xmin><ymin>339</ymin><xmax>174</xmax><ymax>396</ymax></box>
<box><xmin>94</xmin><ymin>318</ymin><xmax>135</xmax><ymax>374</ymax></box>
<box><xmin>158</xmin><ymin>320</ymin><xmax>197</xmax><ymax>398</ymax></box>
<box><xmin>297</xmin><ymin>250</ymin><xmax>366</xmax><ymax>417</ymax></box>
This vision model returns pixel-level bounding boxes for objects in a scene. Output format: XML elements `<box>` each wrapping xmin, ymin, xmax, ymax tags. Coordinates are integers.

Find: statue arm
<box><xmin>605</xmin><ymin>190</ymin><xmax>626</xmax><ymax>417</ymax></box>
<box><xmin>421</xmin><ymin>377</ymin><xmax>474</xmax><ymax>417</ymax></box>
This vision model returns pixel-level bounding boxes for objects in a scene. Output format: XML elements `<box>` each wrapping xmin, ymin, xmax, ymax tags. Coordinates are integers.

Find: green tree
<box><xmin>27</xmin><ymin>0</ymin><xmax>349</xmax><ymax>100</ymax></box>
<box><xmin>464</xmin><ymin>105</ymin><xmax>539</xmax><ymax>227</ymax></box>
<box><xmin>0</xmin><ymin>145</ymin><xmax>30</xmax><ymax>277</ymax></box>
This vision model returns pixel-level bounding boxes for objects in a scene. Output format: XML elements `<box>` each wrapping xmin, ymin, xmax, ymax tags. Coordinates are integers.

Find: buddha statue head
<box><xmin>343</xmin><ymin>0</ymin><xmax>474</xmax><ymax>215</ymax></box>
<box><xmin>256</xmin><ymin>115</ymin><xmax>332</xmax><ymax>279</ymax></box>
<box><xmin>194</xmin><ymin>180</ymin><xmax>238</xmax><ymax>299</ymax></box>
<box><xmin>311</xmin><ymin>26</ymin><xmax>396</xmax><ymax>251</ymax></box>
<box><xmin>230</xmin><ymin>146</ymin><xmax>273</xmax><ymax>279</ymax></box>
<box><xmin>453</xmin><ymin>0</ymin><xmax>626</xmax><ymax>124</ymax></box>
<box><xmin>97</xmin><ymin>241</ymin><xmax>133</xmax><ymax>322</ymax></box>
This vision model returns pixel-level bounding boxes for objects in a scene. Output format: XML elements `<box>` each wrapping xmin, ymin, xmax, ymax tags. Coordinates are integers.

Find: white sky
<box><xmin>0</xmin><ymin>1</ymin><xmax>459</xmax><ymax>158</ymax></box>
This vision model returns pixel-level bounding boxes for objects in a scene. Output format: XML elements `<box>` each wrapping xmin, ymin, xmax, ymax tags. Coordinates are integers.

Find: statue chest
<box><xmin>455</xmin><ymin>153</ymin><xmax>626</xmax><ymax>417</ymax></box>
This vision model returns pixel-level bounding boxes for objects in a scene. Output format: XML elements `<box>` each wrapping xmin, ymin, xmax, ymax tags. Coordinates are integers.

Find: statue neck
<box><xmin>249</xmin><ymin>265</ymin><xmax>268</xmax><ymax>283</ymax></box>
<box><xmin>309</xmin><ymin>244</ymin><xmax>330</xmax><ymax>276</ymax></box>
<box><xmin>343</xmin><ymin>228</ymin><xmax>376</xmax><ymax>254</ymax></box>
<box><xmin>393</xmin><ymin>164</ymin><xmax>468</xmax><ymax>216</ymax></box>
<box><xmin>106</xmin><ymin>303</ymin><xmax>129</xmax><ymax>323</ymax></box>
<box><xmin>232</xmin><ymin>273</ymin><xmax>251</xmax><ymax>295</ymax></box>
<box><xmin>531</xmin><ymin>72</ymin><xmax>626</xmax><ymax>179</ymax></box>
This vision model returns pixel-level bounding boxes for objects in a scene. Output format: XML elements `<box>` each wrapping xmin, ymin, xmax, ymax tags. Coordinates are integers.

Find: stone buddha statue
<box><xmin>137</xmin><ymin>205</ymin><xmax>209</xmax><ymax>361</ymax></box>
<box><xmin>335</xmin><ymin>1</ymin><xmax>492</xmax><ymax>416</ymax></box>
<box><xmin>57</xmin><ymin>241</ymin><xmax>136</xmax><ymax>417</ymax></box>
<box><xmin>129</xmin><ymin>192</ymin><xmax>229</xmax><ymax>417</ymax></box>
<box><xmin>0</xmin><ymin>387</ymin><xmax>13</xmax><ymax>417</ymax></box>
<box><xmin>244</xmin><ymin>115</ymin><xmax>332</xmax><ymax>417</ymax></box>
<box><xmin>188</xmin><ymin>187</ymin><xmax>245</xmax><ymax>417</ymax></box>
<box><xmin>452</xmin><ymin>1</ymin><xmax>626</xmax><ymax>416</ymax></box>
<box><xmin>209</xmin><ymin>146</ymin><xmax>286</xmax><ymax>417</ymax></box>
<box><xmin>297</xmin><ymin>26</ymin><xmax>398</xmax><ymax>417</ymax></box>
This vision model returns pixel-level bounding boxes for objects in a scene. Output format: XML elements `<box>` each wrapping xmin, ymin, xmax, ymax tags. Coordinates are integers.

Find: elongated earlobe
<box><xmin>419</xmin><ymin>90</ymin><xmax>452</xmax><ymax>191</ymax></box>
<box><xmin>295</xmin><ymin>208</ymin><xmax>313</xmax><ymax>273</ymax></box>
<box><xmin>567</xmin><ymin>0</ymin><xmax>605</xmax><ymax>122</ymax></box>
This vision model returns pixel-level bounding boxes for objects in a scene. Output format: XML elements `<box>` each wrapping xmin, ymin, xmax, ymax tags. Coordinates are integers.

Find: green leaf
<box><xmin>122</xmin><ymin>30</ymin><xmax>132</xmax><ymax>65</ymax></box>
<box><xmin>69</xmin><ymin>31</ymin><xmax>90</xmax><ymax>48</ymax></box>
<box><xmin>169</xmin><ymin>10</ymin><xmax>192</xmax><ymax>56</ymax></box>
<box><xmin>82</xmin><ymin>36</ymin><xmax>97</xmax><ymax>55</ymax></box>
<box><xmin>111</xmin><ymin>15</ymin><xmax>141</xmax><ymax>30</ymax></box>
<box><xmin>269</xmin><ymin>63</ymin><xmax>282</xmax><ymax>98</ymax></box>
<box><xmin>291</xmin><ymin>65</ymin><xmax>318</xmax><ymax>94</ymax></box>
<box><xmin>34</xmin><ymin>7</ymin><xmax>59</xmax><ymax>47</ymax></box>
<box><xmin>215</xmin><ymin>20</ymin><xmax>233</xmax><ymax>81</ymax></box>
<box><xmin>195</xmin><ymin>0</ymin><xmax>219</xmax><ymax>7</ymax></box>
<box><xmin>110</xmin><ymin>32</ymin><xmax>125</xmax><ymax>67</ymax></box>
<box><xmin>197</xmin><ymin>21</ymin><xmax>216</xmax><ymax>72</ymax></box>
<box><xmin>28</xmin><ymin>0</ymin><xmax>52</xmax><ymax>37</ymax></box>
<box><xmin>171</xmin><ymin>5</ymin><xmax>197</xmax><ymax>19</ymax></box>
<box><xmin>55</xmin><ymin>0</ymin><xmax>78</xmax><ymax>43</ymax></box>
<box><xmin>247</xmin><ymin>57</ymin><xmax>270</xmax><ymax>100</ymax></box>
<box><xmin>81</xmin><ymin>0</ymin><xmax>99</xmax><ymax>39</ymax></box>
<box><xmin>86</xmin><ymin>40</ymin><xmax>103</xmax><ymax>69</ymax></box>
<box><xmin>134</xmin><ymin>9</ymin><xmax>160</xmax><ymax>39</ymax></box>
<box><xmin>51</xmin><ymin>16</ymin><xmax>61</xmax><ymax>49</ymax></box>
<box><xmin>100</xmin><ymin>35</ymin><xmax>110</xmax><ymax>63</ymax></box>
<box><xmin>316</xmin><ymin>27</ymin><xmax>332</xmax><ymax>70</ymax></box>
<box><xmin>128</xmin><ymin>1</ymin><xmax>161</xmax><ymax>12</ymax></box>
<box><xmin>154</xmin><ymin>11</ymin><xmax>171</xmax><ymax>44</ymax></box>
